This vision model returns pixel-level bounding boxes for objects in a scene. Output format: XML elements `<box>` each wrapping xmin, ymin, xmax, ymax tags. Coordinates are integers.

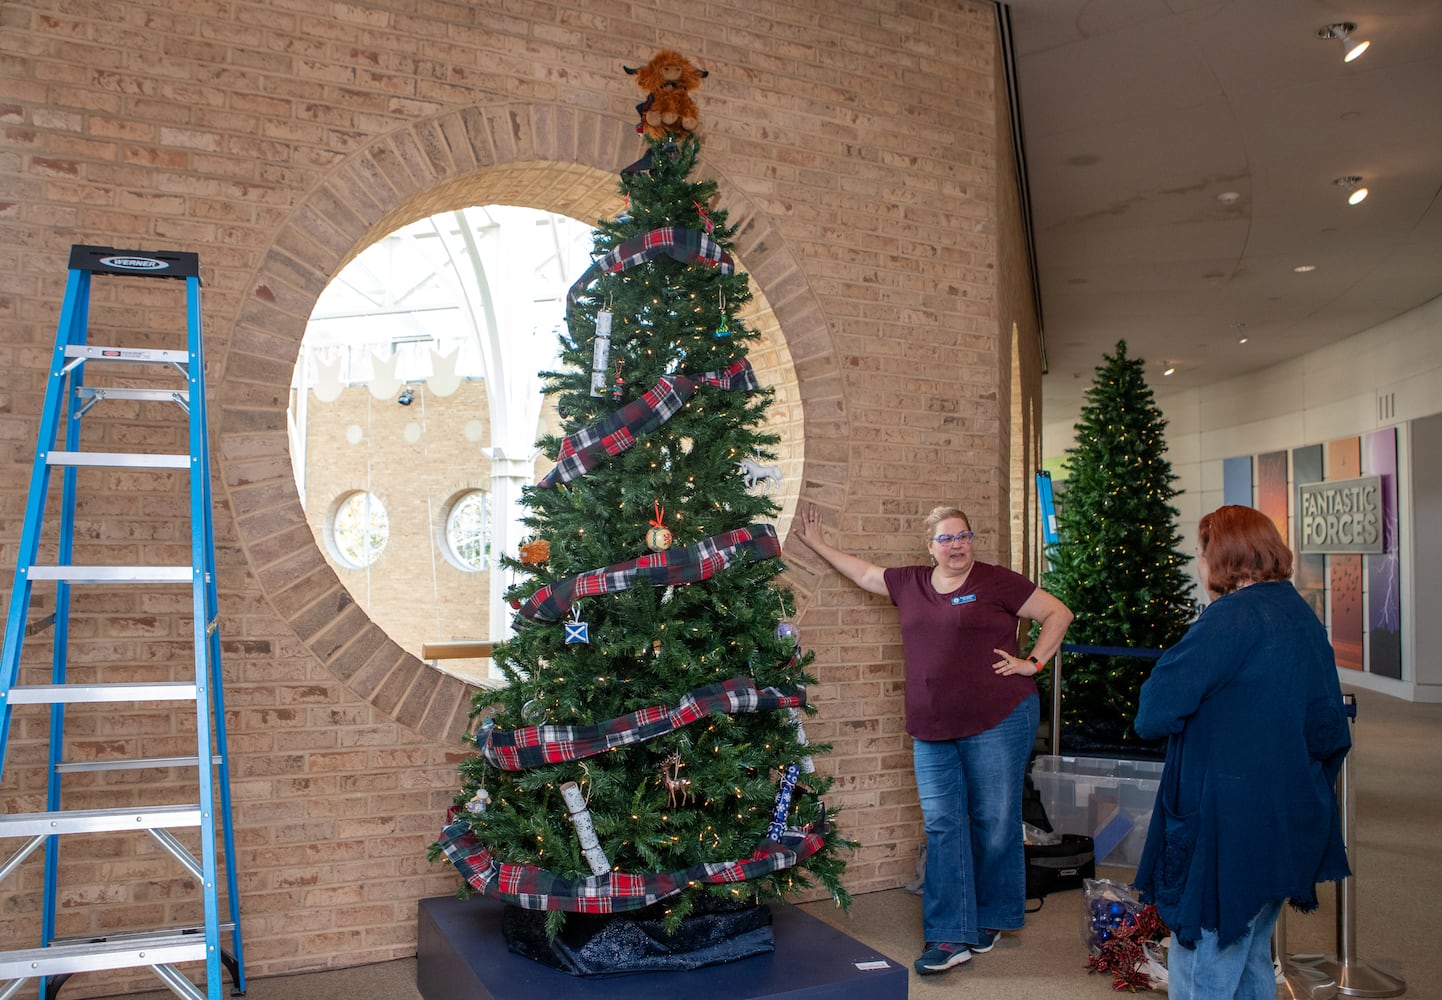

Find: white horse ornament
<box><xmin>738</xmin><ymin>456</ymin><xmax>782</xmax><ymax>492</ymax></box>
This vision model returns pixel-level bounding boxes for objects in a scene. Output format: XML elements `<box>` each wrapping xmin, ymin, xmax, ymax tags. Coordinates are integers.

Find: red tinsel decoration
<box><xmin>1087</xmin><ymin>903</ymin><xmax>1168</xmax><ymax>992</ymax></box>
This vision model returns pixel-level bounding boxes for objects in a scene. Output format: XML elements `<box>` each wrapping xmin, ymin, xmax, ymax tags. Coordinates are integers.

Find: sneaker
<box><xmin>972</xmin><ymin>929</ymin><xmax>998</xmax><ymax>953</ymax></box>
<box><xmin>915</xmin><ymin>941</ymin><xmax>972</xmax><ymax>974</ymax></box>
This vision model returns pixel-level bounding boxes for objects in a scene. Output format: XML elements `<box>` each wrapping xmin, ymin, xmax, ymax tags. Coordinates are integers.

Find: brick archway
<box><xmin>214</xmin><ymin>103</ymin><xmax>845</xmax><ymax>743</ymax></box>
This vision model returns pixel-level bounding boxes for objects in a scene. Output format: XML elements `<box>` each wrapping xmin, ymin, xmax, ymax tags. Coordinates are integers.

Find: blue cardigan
<box><xmin>1132</xmin><ymin>580</ymin><xmax>1351</xmax><ymax>947</ymax></box>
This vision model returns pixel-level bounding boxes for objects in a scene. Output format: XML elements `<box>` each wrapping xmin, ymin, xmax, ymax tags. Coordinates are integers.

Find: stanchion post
<box><xmin>1274</xmin><ymin>904</ymin><xmax>1338</xmax><ymax>999</ymax></box>
<box><xmin>1315</xmin><ymin>693</ymin><xmax>1405</xmax><ymax>998</ymax></box>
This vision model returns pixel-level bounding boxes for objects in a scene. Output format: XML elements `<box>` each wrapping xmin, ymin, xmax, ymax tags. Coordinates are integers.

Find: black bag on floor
<box><xmin>1025</xmin><ymin>833</ymin><xmax>1095</xmax><ymax>905</ymax></box>
<box><xmin>1023</xmin><ymin>762</ymin><xmax>1095</xmax><ymax>907</ymax></box>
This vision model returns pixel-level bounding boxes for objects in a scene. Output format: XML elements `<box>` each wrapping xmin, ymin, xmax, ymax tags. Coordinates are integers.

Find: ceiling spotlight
<box><xmin>1334</xmin><ymin>175</ymin><xmax>1368</xmax><ymax>205</ymax></box>
<box><xmin>1293</xmin><ymin>264</ymin><xmax>1317</xmax><ymax>273</ymax></box>
<box><xmin>397</xmin><ymin>386</ymin><xmax>415</xmax><ymax>406</ymax></box>
<box><xmin>1162</xmin><ymin>366</ymin><xmax>1176</xmax><ymax>377</ymax></box>
<box><xmin>1317</xmin><ymin>22</ymin><xmax>1370</xmax><ymax>62</ymax></box>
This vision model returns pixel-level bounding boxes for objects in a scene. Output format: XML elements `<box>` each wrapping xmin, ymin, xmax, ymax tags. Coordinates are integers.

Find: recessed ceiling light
<box><xmin>1163</xmin><ymin>366</ymin><xmax>1176</xmax><ymax>377</ymax></box>
<box><xmin>1294</xmin><ymin>264</ymin><xmax>1317</xmax><ymax>273</ymax></box>
<box><xmin>1217</xmin><ymin>191</ymin><xmax>1241</xmax><ymax>205</ymax></box>
<box><xmin>1333</xmin><ymin>175</ymin><xmax>1368</xmax><ymax>205</ymax></box>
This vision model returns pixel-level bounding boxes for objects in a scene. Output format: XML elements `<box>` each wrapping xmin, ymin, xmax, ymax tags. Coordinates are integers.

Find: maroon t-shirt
<box><xmin>883</xmin><ymin>562</ymin><xmax>1039</xmax><ymax>741</ymax></box>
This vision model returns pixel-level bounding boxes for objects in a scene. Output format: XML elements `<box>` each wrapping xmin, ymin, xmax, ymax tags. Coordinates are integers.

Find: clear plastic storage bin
<box><xmin>1029</xmin><ymin>755</ymin><xmax>1164</xmax><ymax>868</ymax></box>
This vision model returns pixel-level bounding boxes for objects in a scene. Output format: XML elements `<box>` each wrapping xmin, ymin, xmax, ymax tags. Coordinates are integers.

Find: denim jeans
<box><xmin>912</xmin><ymin>694</ymin><xmax>1038</xmax><ymax>946</ymax></box>
<box><xmin>1166</xmin><ymin>900</ymin><xmax>1282</xmax><ymax>1000</ymax></box>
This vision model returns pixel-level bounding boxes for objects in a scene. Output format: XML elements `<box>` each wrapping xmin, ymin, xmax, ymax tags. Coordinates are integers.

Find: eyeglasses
<box><xmin>931</xmin><ymin>531</ymin><xmax>975</xmax><ymax>545</ymax></box>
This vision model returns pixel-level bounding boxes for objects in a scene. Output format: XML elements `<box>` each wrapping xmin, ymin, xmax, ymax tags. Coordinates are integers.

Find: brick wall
<box><xmin>0</xmin><ymin>0</ymin><xmax>1042</xmax><ymax>990</ymax></box>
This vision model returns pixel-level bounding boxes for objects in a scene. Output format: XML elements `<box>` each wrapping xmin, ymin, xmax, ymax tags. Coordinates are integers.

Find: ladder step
<box><xmin>50</xmin><ymin>922</ymin><xmax>235</xmax><ymax>949</ymax></box>
<box><xmin>64</xmin><ymin>344</ymin><xmax>190</xmax><ymax>365</ymax></box>
<box><xmin>26</xmin><ymin>566</ymin><xmax>193</xmax><ymax>583</ymax></box>
<box><xmin>46</xmin><ymin>450</ymin><xmax>191</xmax><ymax>470</ymax></box>
<box><xmin>6</xmin><ymin>683</ymin><xmax>198</xmax><ymax>705</ymax></box>
<box><xmin>57</xmin><ymin>755</ymin><xmax>216</xmax><ymax>774</ymax></box>
<box><xmin>77</xmin><ymin>386</ymin><xmax>190</xmax><ymax>404</ymax></box>
<box><xmin>0</xmin><ymin>804</ymin><xmax>201</xmax><ymax>838</ymax></box>
<box><xmin>0</xmin><ymin>930</ymin><xmax>207</xmax><ymax>980</ymax></box>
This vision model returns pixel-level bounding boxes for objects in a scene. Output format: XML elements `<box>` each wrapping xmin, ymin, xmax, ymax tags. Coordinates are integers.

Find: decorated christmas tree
<box><xmin>1040</xmin><ymin>340</ymin><xmax>1195</xmax><ymax>755</ymax></box>
<box><xmin>433</xmin><ymin>52</ymin><xmax>849</xmax><ymax>969</ymax></box>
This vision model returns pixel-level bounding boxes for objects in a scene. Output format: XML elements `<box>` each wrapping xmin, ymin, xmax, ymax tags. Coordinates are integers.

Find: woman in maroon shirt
<box><xmin>794</xmin><ymin>504</ymin><xmax>1073</xmax><ymax>975</ymax></box>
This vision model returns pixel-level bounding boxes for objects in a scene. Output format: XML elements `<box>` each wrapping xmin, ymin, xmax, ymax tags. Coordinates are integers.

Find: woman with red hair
<box><xmin>1133</xmin><ymin>505</ymin><xmax>1351</xmax><ymax>1000</ymax></box>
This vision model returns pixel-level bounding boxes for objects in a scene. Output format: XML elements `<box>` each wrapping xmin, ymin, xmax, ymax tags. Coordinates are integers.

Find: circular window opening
<box><xmin>285</xmin><ymin>198</ymin><xmax>802</xmax><ymax>684</ymax></box>
<box><xmin>332</xmin><ymin>490</ymin><xmax>389</xmax><ymax>568</ymax></box>
<box><xmin>445</xmin><ymin>490</ymin><xmax>492</xmax><ymax>571</ymax></box>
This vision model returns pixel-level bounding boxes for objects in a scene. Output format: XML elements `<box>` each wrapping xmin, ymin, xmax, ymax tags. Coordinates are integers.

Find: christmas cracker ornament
<box><xmin>767</xmin><ymin>764</ymin><xmax>800</xmax><ymax>840</ymax></box>
<box><xmin>561</xmin><ymin>780</ymin><xmax>611</xmax><ymax>875</ymax></box>
<box><xmin>590</xmin><ymin>309</ymin><xmax>613</xmax><ymax>396</ymax></box>
<box><xmin>788</xmin><ymin>707</ymin><xmax>816</xmax><ymax>775</ymax></box>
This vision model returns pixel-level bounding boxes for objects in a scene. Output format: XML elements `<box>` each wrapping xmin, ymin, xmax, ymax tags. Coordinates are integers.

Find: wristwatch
<box><xmin>1026</xmin><ymin>654</ymin><xmax>1040</xmax><ymax>666</ymax></box>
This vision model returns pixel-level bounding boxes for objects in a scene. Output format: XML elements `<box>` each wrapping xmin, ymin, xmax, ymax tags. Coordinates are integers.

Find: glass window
<box><xmin>446</xmin><ymin>490</ymin><xmax>492</xmax><ymax>571</ymax></box>
<box><xmin>332</xmin><ymin>491</ymin><xmax>389</xmax><ymax>568</ymax></box>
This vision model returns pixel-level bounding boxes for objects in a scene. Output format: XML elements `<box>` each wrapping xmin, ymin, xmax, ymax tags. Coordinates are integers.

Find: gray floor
<box><xmin>114</xmin><ymin>685</ymin><xmax>1437</xmax><ymax>999</ymax></box>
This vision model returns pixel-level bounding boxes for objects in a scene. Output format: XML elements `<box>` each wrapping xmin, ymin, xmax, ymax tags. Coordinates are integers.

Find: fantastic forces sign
<box><xmin>1298</xmin><ymin>475</ymin><xmax>1384</xmax><ymax>554</ymax></box>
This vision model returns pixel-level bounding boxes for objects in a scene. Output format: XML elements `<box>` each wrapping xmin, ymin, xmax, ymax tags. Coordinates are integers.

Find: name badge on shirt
<box><xmin>951</xmin><ymin>594</ymin><xmax>976</xmax><ymax>605</ymax></box>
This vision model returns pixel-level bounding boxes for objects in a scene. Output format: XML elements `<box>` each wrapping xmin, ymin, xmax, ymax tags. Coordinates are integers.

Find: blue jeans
<box><xmin>912</xmin><ymin>695</ymin><xmax>1038</xmax><ymax>946</ymax></box>
<box><xmin>1166</xmin><ymin>900</ymin><xmax>1282</xmax><ymax>1000</ymax></box>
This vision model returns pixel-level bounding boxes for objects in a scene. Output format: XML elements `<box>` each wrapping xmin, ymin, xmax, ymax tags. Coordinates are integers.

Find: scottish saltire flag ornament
<box><xmin>565</xmin><ymin>607</ymin><xmax>590</xmax><ymax>645</ymax></box>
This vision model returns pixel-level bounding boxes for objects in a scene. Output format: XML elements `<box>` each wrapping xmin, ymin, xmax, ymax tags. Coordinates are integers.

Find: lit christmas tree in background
<box><xmin>432</xmin><ymin>52</ymin><xmax>849</xmax><ymax>971</ymax></box>
<box><xmin>1040</xmin><ymin>340</ymin><xmax>1196</xmax><ymax>755</ymax></box>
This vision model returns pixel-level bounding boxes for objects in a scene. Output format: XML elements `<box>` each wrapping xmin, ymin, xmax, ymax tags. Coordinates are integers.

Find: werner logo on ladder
<box><xmin>0</xmin><ymin>245</ymin><xmax>245</xmax><ymax>1000</ymax></box>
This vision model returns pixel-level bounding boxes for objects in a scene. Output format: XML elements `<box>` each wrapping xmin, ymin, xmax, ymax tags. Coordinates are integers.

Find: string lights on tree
<box><xmin>1041</xmin><ymin>341</ymin><xmax>1196</xmax><ymax>754</ymax></box>
<box><xmin>431</xmin><ymin>58</ymin><xmax>851</xmax><ymax>963</ymax></box>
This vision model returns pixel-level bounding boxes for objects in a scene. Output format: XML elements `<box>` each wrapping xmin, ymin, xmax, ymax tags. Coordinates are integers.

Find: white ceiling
<box><xmin>1004</xmin><ymin>0</ymin><xmax>1442</xmax><ymax>418</ymax></box>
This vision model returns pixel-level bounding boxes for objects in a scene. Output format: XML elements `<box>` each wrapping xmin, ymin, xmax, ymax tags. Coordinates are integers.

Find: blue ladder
<box><xmin>0</xmin><ymin>246</ymin><xmax>245</xmax><ymax>1000</ymax></box>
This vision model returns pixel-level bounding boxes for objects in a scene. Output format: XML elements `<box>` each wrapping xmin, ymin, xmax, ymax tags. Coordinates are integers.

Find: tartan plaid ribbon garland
<box><xmin>436</xmin><ymin>226</ymin><xmax>820</xmax><ymax>914</ymax></box>
<box><xmin>567</xmin><ymin>226</ymin><xmax>734</xmax><ymax>308</ymax></box>
<box><xmin>478</xmin><ymin>676</ymin><xmax>805</xmax><ymax>771</ymax></box>
<box><xmin>518</xmin><ymin>523</ymin><xmax>780</xmax><ymax>624</ymax></box>
<box><xmin>435</xmin><ymin>813</ymin><xmax>827</xmax><ymax>913</ymax></box>
<box><xmin>537</xmin><ymin>359</ymin><xmax>759</xmax><ymax>489</ymax></box>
